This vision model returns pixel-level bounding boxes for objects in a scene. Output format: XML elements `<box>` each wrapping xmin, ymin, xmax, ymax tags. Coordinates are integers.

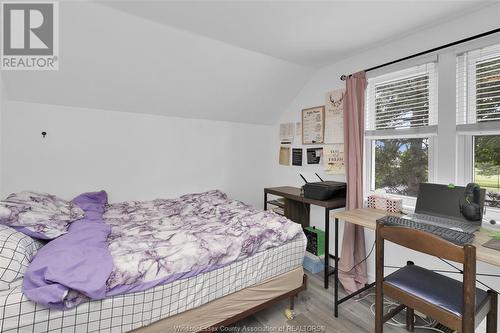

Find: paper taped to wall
<box><xmin>279</xmin><ymin>123</ymin><xmax>294</xmax><ymax>144</ymax></box>
<box><xmin>325</xmin><ymin>89</ymin><xmax>345</xmax><ymax>144</ymax></box>
<box><xmin>306</xmin><ymin>147</ymin><xmax>322</xmax><ymax>164</ymax></box>
<box><xmin>324</xmin><ymin>144</ymin><xmax>345</xmax><ymax>174</ymax></box>
<box><xmin>279</xmin><ymin>146</ymin><xmax>291</xmax><ymax>166</ymax></box>
<box><xmin>292</xmin><ymin>148</ymin><xmax>303</xmax><ymax>166</ymax></box>
<box><xmin>295</xmin><ymin>122</ymin><xmax>301</xmax><ymax>143</ymax></box>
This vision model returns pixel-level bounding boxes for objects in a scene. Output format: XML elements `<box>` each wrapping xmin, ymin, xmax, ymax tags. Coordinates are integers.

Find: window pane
<box><xmin>474</xmin><ymin>135</ymin><xmax>500</xmax><ymax>208</ymax></box>
<box><xmin>456</xmin><ymin>43</ymin><xmax>500</xmax><ymax>125</ymax></box>
<box><xmin>476</xmin><ymin>56</ymin><xmax>500</xmax><ymax>123</ymax></box>
<box><xmin>374</xmin><ymin>74</ymin><xmax>430</xmax><ymax>130</ymax></box>
<box><xmin>374</xmin><ymin>138</ymin><xmax>429</xmax><ymax>197</ymax></box>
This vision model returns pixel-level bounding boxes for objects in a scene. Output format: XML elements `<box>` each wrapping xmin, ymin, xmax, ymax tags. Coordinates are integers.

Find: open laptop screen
<box><xmin>415</xmin><ymin>183</ymin><xmax>486</xmax><ymax>222</ymax></box>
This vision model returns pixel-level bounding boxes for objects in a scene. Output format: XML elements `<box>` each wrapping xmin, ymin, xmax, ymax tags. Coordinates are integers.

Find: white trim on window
<box><xmin>457</xmin><ymin>121</ymin><xmax>500</xmax><ymax>135</ymax></box>
<box><xmin>428</xmin><ymin>136</ymin><xmax>437</xmax><ymax>185</ymax></box>
<box><xmin>365</xmin><ymin>126</ymin><xmax>438</xmax><ymax>139</ymax></box>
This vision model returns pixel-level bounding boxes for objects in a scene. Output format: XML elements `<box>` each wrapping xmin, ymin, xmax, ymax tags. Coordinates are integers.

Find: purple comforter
<box><xmin>23</xmin><ymin>191</ymin><xmax>303</xmax><ymax>309</ymax></box>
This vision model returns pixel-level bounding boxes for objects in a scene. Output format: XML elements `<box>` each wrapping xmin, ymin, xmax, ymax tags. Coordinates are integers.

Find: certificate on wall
<box><xmin>324</xmin><ymin>144</ymin><xmax>345</xmax><ymax>174</ymax></box>
<box><xmin>325</xmin><ymin>89</ymin><xmax>345</xmax><ymax>144</ymax></box>
<box><xmin>302</xmin><ymin>106</ymin><xmax>325</xmax><ymax>144</ymax></box>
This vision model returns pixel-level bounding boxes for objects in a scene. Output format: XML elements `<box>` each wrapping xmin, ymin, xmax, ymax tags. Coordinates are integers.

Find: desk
<box><xmin>264</xmin><ymin>187</ymin><xmax>346</xmax><ymax>289</ymax></box>
<box><xmin>332</xmin><ymin>208</ymin><xmax>500</xmax><ymax>317</ymax></box>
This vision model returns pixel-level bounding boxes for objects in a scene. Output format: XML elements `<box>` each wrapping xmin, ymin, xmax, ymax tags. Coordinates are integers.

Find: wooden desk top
<box><xmin>333</xmin><ymin>208</ymin><xmax>500</xmax><ymax>267</ymax></box>
<box><xmin>264</xmin><ymin>186</ymin><xmax>346</xmax><ymax>210</ymax></box>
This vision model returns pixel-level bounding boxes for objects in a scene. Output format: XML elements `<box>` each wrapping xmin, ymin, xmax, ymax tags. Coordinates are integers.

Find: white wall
<box><xmin>270</xmin><ymin>4</ymin><xmax>500</xmax><ymax>328</ymax></box>
<box><xmin>2</xmin><ymin>101</ymin><xmax>273</xmax><ymax>207</ymax></box>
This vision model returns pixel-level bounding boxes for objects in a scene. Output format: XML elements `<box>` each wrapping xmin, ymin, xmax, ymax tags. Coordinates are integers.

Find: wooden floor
<box><xmin>228</xmin><ymin>271</ymin><xmax>445</xmax><ymax>333</ymax></box>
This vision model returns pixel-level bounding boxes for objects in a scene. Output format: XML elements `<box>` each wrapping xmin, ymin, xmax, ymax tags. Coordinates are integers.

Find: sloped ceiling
<box><xmin>102</xmin><ymin>0</ymin><xmax>491</xmax><ymax>68</ymax></box>
<box><xmin>1</xmin><ymin>1</ymin><xmax>493</xmax><ymax>124</ymax></box>
<box><xmin>2</xmin><ymin>1</ymin><xmax>312</xmax><ymax>124</ymax></box>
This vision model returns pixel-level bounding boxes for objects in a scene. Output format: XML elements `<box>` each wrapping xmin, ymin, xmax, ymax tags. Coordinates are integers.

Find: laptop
<box><xmin>404</xmin><ymin>183</ymin><xmax>486</xmax><ymax>234</ymax></box>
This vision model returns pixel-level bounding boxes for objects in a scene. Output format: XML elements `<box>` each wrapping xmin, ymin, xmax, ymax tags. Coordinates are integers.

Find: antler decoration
<box><xmin>329</xmin><ymin>93</ymin><xmax>344</xmax><ymax>108</ymax></box>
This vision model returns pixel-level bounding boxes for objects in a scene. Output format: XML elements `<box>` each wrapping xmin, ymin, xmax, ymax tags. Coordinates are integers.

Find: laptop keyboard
<box><xmin>405</xmin><ymin>213</ymin><xmax>480</xmax><ymax>233</ymax></box>
<box><xmin>378</xmin><ymin>216</ymin><xmax>475</xmax><ymax>246</ymax></box>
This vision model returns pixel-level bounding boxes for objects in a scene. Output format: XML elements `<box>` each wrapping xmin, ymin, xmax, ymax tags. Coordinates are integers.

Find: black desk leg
<box><xmin>324</xmin><ymin>208</ymin><xmax>330</xmax><ymax>289</ymax></box>
<box><xmin>264</xmin><ymin>192</ymin><xmax>267</xmax><ymax>211</ymax></box>
<box><xmin>333</xmin><ymin>217</ymin><xmax>376</xmax><ymax>317</ymax></box>
<box><xmin>334</xmin><ymin>217</ymin><xmax>339</xmax><ymax>317</ymax></box>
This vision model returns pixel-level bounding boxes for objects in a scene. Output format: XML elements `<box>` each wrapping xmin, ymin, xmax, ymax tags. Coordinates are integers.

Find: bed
<box><xmin>0</xmin><ymin>190</ymin><xmax>307</xmax><ymax>333</ymax></box>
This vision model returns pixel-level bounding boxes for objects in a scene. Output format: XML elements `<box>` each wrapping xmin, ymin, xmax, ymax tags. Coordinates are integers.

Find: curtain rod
<box><xmin>340</xmin><ymin>27</ymin><xmax>500</xmax><ymax>81</ymax></box>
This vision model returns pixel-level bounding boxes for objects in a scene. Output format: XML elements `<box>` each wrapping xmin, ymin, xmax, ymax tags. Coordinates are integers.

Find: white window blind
<box><xmin>366</xmin><ymin>63</ymin><xmax>438</xmax><ymax>138</ymax></box>
<box><xmin>457</xmin><ymin>42</ymin><xmax>500</xmax><ymax>131</ymax></box>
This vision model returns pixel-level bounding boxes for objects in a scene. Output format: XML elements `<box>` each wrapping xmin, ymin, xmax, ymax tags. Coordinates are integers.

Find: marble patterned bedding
<box><xmin>23</xmin><ymin>190</ymin><xmax>305</xmax><ymax>310</ymax></box>
<box><xmin>103</xmin><ymin>190</ymin><xmax>304</xmax><ymax>291</ymax></box>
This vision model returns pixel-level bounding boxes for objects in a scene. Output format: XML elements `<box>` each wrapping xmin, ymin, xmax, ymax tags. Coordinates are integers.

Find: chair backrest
<box><xmin>376</xmin><ymin>222</ymin><xmax>477</xmax><ymax>331</ymax></box>
<box><xmin>376</xmin><ymin>222</ymin><xmax>469</xmax><ymax>263</ymax></box>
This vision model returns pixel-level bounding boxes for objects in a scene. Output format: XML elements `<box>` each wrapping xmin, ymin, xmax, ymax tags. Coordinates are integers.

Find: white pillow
<box><xmin>0</xmin><ymin>225</ymin><xmax>43</xmax><ymax>290</ymax></box>
<box><xmin>0</xmin><ymin>191</ymin><xmax>85</xmax><ymax>239</ymax></box>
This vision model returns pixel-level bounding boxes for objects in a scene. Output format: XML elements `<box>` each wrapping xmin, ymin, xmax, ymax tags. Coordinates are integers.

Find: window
<box><xmin>362</xmin><ymin>41</ymin><xmax>500</xmax><ymax>212</ymax></box>
<box><xmin>374</xmin><ymin>138</ymin><xmax>429</xmax><ymax>197</ymax></box>
<box><xmin>457</xmin><ymin>43</ymin><xmax>500</xmax><ymax>210</ymax></box>
<box><xmin>373</xmin><ymin>74</ymin><xmax>431</xmax><ymax>130</ymax></box>
<box><xmin>365</xmin><ymin>63</ymin><xmax>437</xmax><ymax>198</ymax></box>
<box><xmin>474</xmin><ymin>135</ymin><xmax>500</xmax><ymax>208</ymax></box>
<box><xmin>457</xmin><ymin>42</ymin><xmax>500</xmax><ymax>126</ymax></box>
<box><xmin>476</xmin><ymin>57</ymin><xmax>500</xmax><ymax>122</ymax></box>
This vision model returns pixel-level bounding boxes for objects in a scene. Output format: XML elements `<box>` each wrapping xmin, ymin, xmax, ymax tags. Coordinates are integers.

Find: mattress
<box><xmin>0</xmin><ymin>234</ymin><xmax>306</xmax><ymax>333</ymax></box>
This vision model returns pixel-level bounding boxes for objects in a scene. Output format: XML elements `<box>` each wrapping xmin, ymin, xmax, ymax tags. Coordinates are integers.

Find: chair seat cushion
<box><xmin>385</xmin><ymin>265</ymin><xmax>488</xmax><ymax>317</ymax></box>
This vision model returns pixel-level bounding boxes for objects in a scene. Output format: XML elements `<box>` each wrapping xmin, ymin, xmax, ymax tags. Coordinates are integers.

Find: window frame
<box><xmin>364</xmin><ymin>63</ymin><xmax>438</xmax><ymax>207</ymax></box>
<box><xmin>365</xmin><ymin>63</ymin><xmax>438</xmax><ymax>133</ymax></box>
<box><xmin>364</xmin><ymin>135</ymin><xmax>436</xmax><ymax>208</ymax></box>
<box><xmin>456</xmin><ymin>41</ymin><xmax>500</xmax><ymax>219</ymax></box>
<box><xmin>457</xmin><ymin>132</ymin><xmax>500</xmax><ymax>220</ymax></box>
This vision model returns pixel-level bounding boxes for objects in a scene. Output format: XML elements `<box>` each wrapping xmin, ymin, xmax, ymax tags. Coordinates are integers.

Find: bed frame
<box><xmin>198</xmin><ymin>274</ymin><xmax>308</xmax><ymax>332</ymax></box>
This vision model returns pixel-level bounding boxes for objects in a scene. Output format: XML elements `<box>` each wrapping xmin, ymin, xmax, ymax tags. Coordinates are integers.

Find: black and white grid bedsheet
<box><xmin>0</xmin><ymin>234</ymin><xmax>306</xmax><ymax>333</ymax></box>
<box><xmin>0</xmin><ymin>225</ymin><xmax>43</xmax><ymax>291</ymax></box>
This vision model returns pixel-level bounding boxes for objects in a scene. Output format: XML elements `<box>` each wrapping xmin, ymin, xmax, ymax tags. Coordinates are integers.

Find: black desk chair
<box><xmin>375</xmin><ymin>222</ymin><xmax>497</xmax><ymax>333</ymax></box>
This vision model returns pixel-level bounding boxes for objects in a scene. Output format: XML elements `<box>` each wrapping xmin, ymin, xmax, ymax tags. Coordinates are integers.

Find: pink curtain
<box><xmin>338</xmin><ymin>71</ymin><xmax>368</xmax><ymax>293</ymax></box>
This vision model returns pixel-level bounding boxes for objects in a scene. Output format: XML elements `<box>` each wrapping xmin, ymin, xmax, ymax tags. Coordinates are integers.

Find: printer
<box><xmin>300</xmin><ymin>173</ymin><xmax>346</xmax><ymax>201</ymax></box>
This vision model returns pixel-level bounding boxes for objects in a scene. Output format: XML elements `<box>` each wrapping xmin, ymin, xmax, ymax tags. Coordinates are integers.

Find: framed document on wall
<box><xmin>302</xmin><ymin>106</ymin><xmax>325</xmax><ymax>144</ymax></box>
